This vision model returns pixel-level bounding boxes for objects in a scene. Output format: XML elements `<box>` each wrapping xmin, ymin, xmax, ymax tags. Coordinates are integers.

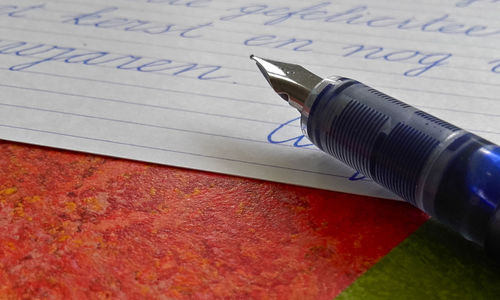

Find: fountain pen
<box><xmin>250</xmin><ymin>55</ymin><xmax>500</xmax><ymax>257</ymax></box>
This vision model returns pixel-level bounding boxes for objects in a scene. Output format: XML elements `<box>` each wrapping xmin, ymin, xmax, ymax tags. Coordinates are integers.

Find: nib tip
<box><xmin>249</xmin><ymin>56</ymin><xmax>323</xmax><ymax>111</ymax></box>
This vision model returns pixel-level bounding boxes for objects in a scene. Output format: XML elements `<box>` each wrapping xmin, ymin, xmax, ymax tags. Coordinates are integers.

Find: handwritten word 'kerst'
<box><xmin>62</xmin><ymin>7</ymin><xmax>212</xmax><ymax>38</ymax></box>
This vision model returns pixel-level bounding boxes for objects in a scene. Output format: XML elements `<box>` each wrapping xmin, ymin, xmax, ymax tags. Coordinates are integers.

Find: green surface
<box><xmin>337</xmin><ymin>219</ymin><xmax>500</xmax><ymax>299</ymax></box>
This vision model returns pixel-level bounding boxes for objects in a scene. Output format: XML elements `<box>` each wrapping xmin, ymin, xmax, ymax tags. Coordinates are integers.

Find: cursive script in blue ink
<box><xmin>489</xmin><ymin>59</ymin><xmax>500</xmax><ymax>73</ymax></box>
<box><xmin>0</xmin><ymin>40</ymin><xmax>228</xmax><ymax>80</ymax></box>
<box><xmin>141</xmin><ymin>0</ymin><xmax>211</xmax><ymax>7</ymax></box>
<box><xmin>62</xmin><ymin>7</ymin><xmax>212</xmax><ymax>38</ymax></box>
<box><xmin>267</xmin><ymin>117</ymin><xmax>313</xmax><ymax>147</ymax></box>
<box><xmin>221</xmin><ymin>2</ymin><xmax>500</xmax><ymax>38</ymax></box>
<box><xmin>455</xmin><ymin>0</ymin><xmax>500</xmax><ymax>7</ymax></box>
<box><xmin>342</xmin><ymin>44</ymin><xmax>452</xmax><ymax>76</ymax></box>
<box><xmin>348</xmin><ymin>171</ymin><xmax>366</xmax><ymax>181</ymax></box>
<box><xmin>244</xmin><ymin>35</ymin><xmax>313</xmax><ymax>51</ymax></box>
<box><xmin>0</xmin><ymin>4</ymin><xmax>45</xmax><ymax>17</ymax></box>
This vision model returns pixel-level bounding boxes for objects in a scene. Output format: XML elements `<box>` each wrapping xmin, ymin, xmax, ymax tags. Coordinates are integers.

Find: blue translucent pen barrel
<box><xmin>302</xmin><ymin>78</ymin><xmax>500</xmax><ymax>254</ymax></box>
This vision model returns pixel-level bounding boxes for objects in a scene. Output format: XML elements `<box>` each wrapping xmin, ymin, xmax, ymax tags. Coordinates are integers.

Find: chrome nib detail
<box><xmin>250</xmin><ymin>55</ymin><xmax>322</xmax><ymax>112</ymax></box>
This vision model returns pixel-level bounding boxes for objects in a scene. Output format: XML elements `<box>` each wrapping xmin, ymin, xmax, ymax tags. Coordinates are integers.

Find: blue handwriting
<box><xmin>489</xmin><ymin>59</ymin><xmax>500</xmax><ymax>73</ymax></box>
<box><xmin>267</xmin><ymin>117</ymin><xmax>366</xmax><ymax>180</ymax></box>
<box><xmin>138</xmin><ymin>0</ymin><xmax>211</xmax><ymax>7</ymax></box>
<box><xmin>0</xmin><ymin>4</ymin><xmax>45</xmax><ymax>17</ymax></box>
<box><xmin>220</xmin><ymin>2</ymin><xmax>500</xmax><ymax>38</ymax></box>
<box><xmin>0</xmin><ymin>39</ymin><xmax>228</xmax><ymax>80</ymax></box>
<box><xmin>349</xmin><ymin>171</ymin><xmax>366</xmax><ymax>181</ymax></box>
<box><xmin>62</xmin><ymin>7</ymin><xmax>212</xmax><ymax>38</ymax></box>
<box><xmin>267</xmin><ymin>117</ymin><xmax>313</xmax><ymax>147</ymax></box>
<box><xmin>342</xmin><ymin>44</ymin><xmax>452</xmax><ymax>77</ymax></box>
<box><xmin>455</xmin><ymin>0</ymin><xmax>500</xmax><ymax>7</ymax></box>
<box><xmin>244</xmin><ymin>35</ymin><xmax>313</xmax><ymax>51</ymax></box>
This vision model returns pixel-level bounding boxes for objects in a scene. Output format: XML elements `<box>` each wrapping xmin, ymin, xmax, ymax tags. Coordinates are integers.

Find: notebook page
<box><xmin>0</xmin><ymin>0</ymin><xmax>499</xmax><ymax>200</ymax></box>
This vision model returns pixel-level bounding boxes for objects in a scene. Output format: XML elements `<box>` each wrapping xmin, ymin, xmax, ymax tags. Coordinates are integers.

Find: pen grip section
<box><xmin>305</xmin><ymin>80</ymin><xmax>459</xmax><ymax>206</ymax></box>
<box><xmin>305</xmin><ymin>79</ymin><xmax>500</xmax><ymax>249</ymax></box>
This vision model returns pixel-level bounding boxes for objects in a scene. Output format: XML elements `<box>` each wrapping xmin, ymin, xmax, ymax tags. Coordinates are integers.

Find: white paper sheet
<box><xmin>1</xmin><ymin>0</ymin><xmax>500</xmax><ymax>200</ymax></box>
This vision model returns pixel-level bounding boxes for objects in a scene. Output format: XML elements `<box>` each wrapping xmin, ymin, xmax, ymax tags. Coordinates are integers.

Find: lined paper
<box><xmin>1</xmin><ymin>0</ymin><xmax>500</xmax><ymax>200</ymax></box>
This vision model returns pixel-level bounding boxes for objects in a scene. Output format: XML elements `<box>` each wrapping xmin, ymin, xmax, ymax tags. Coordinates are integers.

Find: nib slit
<box><xmin>249</xmin><ymin>55</ymin><xmax>322</xmax><ymax>111</ymax></box>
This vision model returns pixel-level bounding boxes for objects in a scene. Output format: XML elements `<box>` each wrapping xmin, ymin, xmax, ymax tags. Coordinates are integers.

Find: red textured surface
<box><xmin>0</xmin><ymin>141</ymin><xmax>427</xmax><ymax>299</ymax></box>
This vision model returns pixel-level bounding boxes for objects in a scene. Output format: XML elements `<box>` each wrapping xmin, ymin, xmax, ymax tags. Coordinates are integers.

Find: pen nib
<box><xmin>250</xmin><ymin>55</ymin><xmax>322</xmax><ymax>111</ymax></box>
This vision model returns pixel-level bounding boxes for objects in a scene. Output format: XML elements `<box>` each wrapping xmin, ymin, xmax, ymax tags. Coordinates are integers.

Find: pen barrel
<box><xmin>303</xmin><ymin>78</ymin><xmax>500</xmax><ymax>252</ymax></box>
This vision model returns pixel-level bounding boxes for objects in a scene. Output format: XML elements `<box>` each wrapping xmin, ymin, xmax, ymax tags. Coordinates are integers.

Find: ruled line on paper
<box><xmin>0</xmin><ymin>35</ymin><xmax>493</xmax><ymax>110</ymax></box>
<box><xmin>0</xmin><ymin>124</ymin><xmax>350</xmax><ymax>179</ymax></box>
<box><xmin>43</xmin><ymin>0</ymin><xmax>500</xmax><ymax>24</ymax></box>
<box><xmin>0</xmin><ymin>44</ymin><xmax>499</xmax><ymax>125</ymax></box>
<box><xmin>0</xmin><ymin>69</ymin><xmax>497</xmax><ymax>140</ymax></box>
<box><xmin>0</xmin><ymin>23</ymin><xmax>494</xmax><ymax>80</ymax></box>
<box><xmin>0</xmin><ymin>35</ymin><xmax>498</xmax><ymax>90</ymax></box>
<box><xmin>0</xmin><ymin>102</ymin><xmax>318</xmax><ymax>151</ymax></box>
<box><xmin>1</xmin><ymin>2</ymin><xmax>498</xmax><ymax>62</ymax></box>
<box><xmin>0</xmin><ymin>4</ymin><xmax>498</xmax><ymax>79</ymax></box>
<box><xmin>0</xmin><ymin>67</ymin><xmax>284</xmax><ymax>107</ymax></box>
<box><xmin>2</xmin><ymin>71</ymin><xmax>499</xmax><ymax>133</ymax></box>
<box><xmin>3</xmin><ymin>66</ymin><xmax>500</xmax><ymax>108</ymax></box>
<box><xmin>0</xmin><ymin>83</ymin><xmax>287</xmax><ymax>126</ymax></box>
<box><xmin>2</xmin><ymin>81</ymin><xmax>500</xmax><ymax>131</ymax></box>
<box><xmin>2</xmin><ymin>4</ymin><xmax>500</xmax><ymax>60</ymax></box>
<box><xmin>2</xmin><ymin>89</ymin><xmax>498</xmax><ymax>155</ymax></box>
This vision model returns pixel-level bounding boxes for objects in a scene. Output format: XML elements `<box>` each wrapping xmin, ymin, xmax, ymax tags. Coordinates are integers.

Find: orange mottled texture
<box><xmin>0</xmin><ymin>141</ymin><xmax>427</xmax><ymax>299</ymax></box>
